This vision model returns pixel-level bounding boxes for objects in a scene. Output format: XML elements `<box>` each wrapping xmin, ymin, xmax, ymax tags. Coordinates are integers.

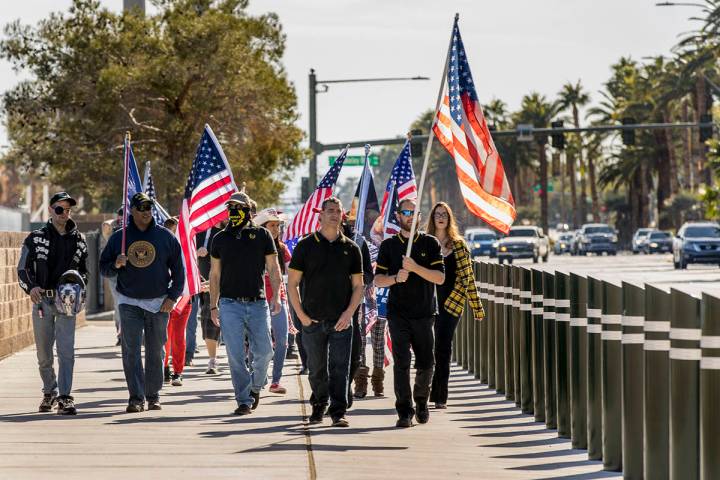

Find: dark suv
<box><xmin>673</xmin><ymin>222</ymin><xmax>720</xmax><ymax>269</ymax></box>
<box><xmin>575</xmin><ymin>223</ymin><xmax>619</xmax><ymax>256</ymax></box>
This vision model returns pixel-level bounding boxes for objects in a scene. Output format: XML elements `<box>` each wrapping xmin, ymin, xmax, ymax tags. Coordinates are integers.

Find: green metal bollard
<box><xmin>602</xmin><ymin>281</ymin><xmax>623</xmax><ymax>472</ymax></box>
<box><xmin>569</xmin><ymin>273</ymin><xmax>588</xmax><ymax>450</ymax></box>
<box><xmin>495</xmin><ymin>264</ymin><xmax>506</xmax><ymax>394</ymax></box>
<box><xmin>504</xmin><ymin>264</ymin><xmax>514</xmax><ymax>401</ymax></box>
<box><xmin>555</xmin><ymin>271</ymin><xmax>571</xmax><ymax>439</ymax></box>
<box><xmin>587</xmin><ymin>276</ymin><xmax>603</xmax><ymax>461</ymax></box>
<box><xmin>519</xmin><ymin>267</ymin><xmax>534</xmax><ymax>415</ymax></box>
<box><xmin>669</xmin><ymin>288</ymin><xmax>701</xmax><ymax>480</ymax></box>
<box><xmin>512</xmin><ymin>266</ymin><xmax>522</xmax><ymax>407</ymax></box>
<box><xmin>621</xmin><ymin>282</ymin><xmax>645</xmax><ymax>480</ymax></box>
<box><xmin>531</xmin><ymin>268</ymin><xmax>546</xmax><ymax>423</ymax></box>
<box><xmin>643</xmin><ymin>285</ymin><xmax>670</xmax><ymax>480</ymax></box>
<box><xmin>487</xmin><ymin>264</ymin><xmax>496</xmax><ymax>389</ymax></box>
<box><xmin>701</xmin><ymin>292</ymin><xmax>720</xmax><ymax>480</ymax></box>
<box><xmin>543</xmin><ymin>270</ymin><xmax>557</xmax><ymax>430</ymax></box>
<box><xmin>478</xmin><ymin>262</ymin><xmax>488</xmax><ymax>383</ymax></box>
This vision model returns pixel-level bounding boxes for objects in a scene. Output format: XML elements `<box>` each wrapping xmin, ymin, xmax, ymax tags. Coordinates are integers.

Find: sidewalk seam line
<box><xmin>295</xmin><ymin>363</ymin><xmax>317</xmax><ymax>480</ymax></box>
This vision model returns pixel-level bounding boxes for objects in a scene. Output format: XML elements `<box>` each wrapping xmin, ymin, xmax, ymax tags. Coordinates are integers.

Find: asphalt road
<box><xmin>476</xmin><ymin>251</ymin><xmax>720</xmax><ymax>299</ymax></box>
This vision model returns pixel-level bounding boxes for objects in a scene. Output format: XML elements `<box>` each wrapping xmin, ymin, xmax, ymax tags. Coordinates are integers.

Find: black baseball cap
<box><xmin>130</xmin><ymin>192</ymin><xmax>153</xmax><ymax>208</ymax></box>
<box><xmin>50</xmin><ymin>192</ymin><xmax>76</xmax><ymax>206</ymax></box>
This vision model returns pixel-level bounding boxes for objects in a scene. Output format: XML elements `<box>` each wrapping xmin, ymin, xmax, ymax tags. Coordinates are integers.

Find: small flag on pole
<box><xmin>142</xmin><ymin>161</ymin><xmax>170</xmax><ymax>225</ymax></box>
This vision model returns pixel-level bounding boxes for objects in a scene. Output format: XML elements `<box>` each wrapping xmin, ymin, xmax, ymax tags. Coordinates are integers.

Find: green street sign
<box><xmin>329</xmin><ymin>154</ymin><xmax>379</xmax><ymax>167</ymax></box>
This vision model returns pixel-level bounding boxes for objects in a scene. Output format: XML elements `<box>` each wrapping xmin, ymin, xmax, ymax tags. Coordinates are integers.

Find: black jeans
<box><xmin>430</xmin><ymin>308</ymin><xmax>460</xmax><ymax>404</ymax></box>
<box><xmin>387</xmin><ymin>314</ymin><xmax>434</xmax><ymax>418</ymax></box>
<box><xmin>290</xmin><ymin>307</ymin><xmax>307</xmax><ymax>368</ymax></box>
<box><xmin>302</xmin><ymin>320</ymin><xmax>353</xmax><ymax>419</ymax></box>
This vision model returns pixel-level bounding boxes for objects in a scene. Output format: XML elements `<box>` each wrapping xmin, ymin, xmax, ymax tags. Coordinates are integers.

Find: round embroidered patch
<box><xmin>127</xmin><ymin>241</ymin><xmax>156</xmax><ymax>268</ymax></box>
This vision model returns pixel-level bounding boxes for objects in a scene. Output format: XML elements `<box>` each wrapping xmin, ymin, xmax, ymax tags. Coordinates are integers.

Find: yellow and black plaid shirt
<box><xmin>443</xmin><ymin>239</ymin><xmax>485</xmax><ymax>320</ymax></box>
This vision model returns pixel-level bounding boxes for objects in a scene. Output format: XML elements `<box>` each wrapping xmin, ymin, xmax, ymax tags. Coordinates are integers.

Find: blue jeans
<box><xmin>302</xmin><ymin>321</ymin><xmax>353</xmax><ymax>419</ymax></box>
<box><xmin>32</xmin><ymin>300</ymin><xmax>76</xmax><ymax>397</ymax></box>
<box><xmin>219</xmin><ymin>298</ymin><xmax>272</xmax><ymax>407</ymax></box>
<box><xmin>118</xmin><ymin>304</ymin><xmax>169</xmax><ymax>404</ymax></box>
<box><xmin>270</xmin><ymin>302</ymin><xmax>289</xmax><ymax>384</ymax></box>
<box><xmin>185</xmin><ymin>296</ymin><xmax>199</xmax><ymax>362</ymax></box>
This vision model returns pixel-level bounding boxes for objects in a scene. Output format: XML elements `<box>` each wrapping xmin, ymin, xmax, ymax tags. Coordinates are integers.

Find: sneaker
<box><xmin>194</xmin><ymin>347</ymin><xmax>200</xmax><ymax>354</ymax></box>
<box><xmin>234</xmin><ymin>404</ymin><xmax>252</xmax><ymax>416</ymax></box>
<box><xmin>147</xmin><ymin>400</ymin><xmax>162</xmax><ymax>411</ymax></box>
<box><xmin>435</xmin><ymin>402</ymin><xmax>447</xmax><ymax>409</ymax></box>
<box><xmin>164</xmin><ymin>366</ymin><xmax>171</xmax><ymax>383</ymax></box>
<box><xmin>171</xmin><ymin>374</ymin><xmax>183</xmax><ymax>386</ymax></box>
<box><xmin>250</xmin><ymin>390</ymin><xmax>260</xmax><ymax>410</ymax></box>
<box><xmin>57</xmin><ymin>396</ymin><xmax>77</xmax><ymax>415</ymax></box>
<box><xmin>308</xmin><ymin>405</ymin><xmax>326</xmax><ymax>424</ymax></box>
<box><xmin>415</xmin><ymin>403</ymin><xmax>430</xmax><ymax>424</ymax></box>
<box><xmin>39</xmin><ymin>394</ymin><xmax>57</xmax><ymax>413</ymax></box>
<box><xmin>396</xmin><ymin>416</ymin><xmax>414</xmax><ymax>428</ymax></box>
<box><xmin>205</xmin><ymin>359</ymin><xmax>218</xmax><ymax>375</ymax></box>
<box><xmin>126</xmin><ymin>402</ymin><xmax>145</xmax><ymax>413</ymax></box>
<box><xmin>269</xmin><ymin>383</ymin><xmax>286</xmax><ymax>394</ymax></box>
<box><xmin>331</xmin><ymin>416</ymin><xmax>349</xmax><ymax>427</ymax></box>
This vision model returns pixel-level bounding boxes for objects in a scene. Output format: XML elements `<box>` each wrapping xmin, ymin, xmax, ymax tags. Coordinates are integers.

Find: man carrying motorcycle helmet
<box><xmin>17</xmin><ymin>191</ymin><xmax>88</xmax><ymax>415</ymax></box>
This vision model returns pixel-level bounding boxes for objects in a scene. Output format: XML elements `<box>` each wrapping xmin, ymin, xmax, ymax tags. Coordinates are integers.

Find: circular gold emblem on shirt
<box><xmin>127</xmin><ymin>240</ymin><xmax>156</xmax><ymax>268</ymax></box>
<box><xmin>249</xmin><ymin>233</ymin><xmax>256</xmax><ymax>239</ymax></box>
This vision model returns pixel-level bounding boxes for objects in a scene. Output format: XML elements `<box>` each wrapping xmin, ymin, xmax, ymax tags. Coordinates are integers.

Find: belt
<box><xmin>225</xmin><ymin>296</ymin><xmax>265</xmax><ymax>303</ymax></box>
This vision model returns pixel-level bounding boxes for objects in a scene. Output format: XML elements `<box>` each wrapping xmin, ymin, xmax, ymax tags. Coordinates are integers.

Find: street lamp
<box><xmin>307</xmin><ymin>69</ymin><xmax>429</xmax><ymax>192</ymax></box>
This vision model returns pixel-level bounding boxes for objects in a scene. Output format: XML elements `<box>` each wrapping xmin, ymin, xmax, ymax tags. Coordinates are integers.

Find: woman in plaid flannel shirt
<box><xmin>426</xmin><ymin>202</ymin><xmax>485</xmax><ymax>408</ymax></box>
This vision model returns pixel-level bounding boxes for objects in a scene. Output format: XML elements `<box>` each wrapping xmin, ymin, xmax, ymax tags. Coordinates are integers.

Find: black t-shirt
<box><xmin>437</xmin><ymin>251</ymin><xmax>457</xmax><ymax>306</ymax></box>
<box><xmin>210</xmin><ymin>224</ymin><xmax>276</xmax><ymax>298</ymax></box>
<box><xmin>375</xmin><ymin>232</ymin><xmax>444</xmax><ymax>319</ymax></box>
<box><xmin>196</xmin><ymin>227</ymin><xmax>222</xmax><ymax>280</ymax></box>
<box><xmin>289</xmin><ymin>231</ymin><xmax>363</xmax><ymax>322</ymax></box>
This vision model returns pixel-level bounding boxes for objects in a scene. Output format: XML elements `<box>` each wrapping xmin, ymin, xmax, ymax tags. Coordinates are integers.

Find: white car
<box><xmin>496</xmin><ymin>226</ymin><xmax>550</xmax><ymax>264</ymax></box>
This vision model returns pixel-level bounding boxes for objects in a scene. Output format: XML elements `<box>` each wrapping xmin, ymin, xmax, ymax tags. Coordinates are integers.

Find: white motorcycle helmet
<box><xmin>55</xmin><ymin>270</ymin><xmax>86</xmax><ymax>316</ymax></box>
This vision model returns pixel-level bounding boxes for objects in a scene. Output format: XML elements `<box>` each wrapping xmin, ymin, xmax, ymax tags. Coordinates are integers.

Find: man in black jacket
<box><xmin>100</xmin><ymin>192</ymin><xmax>185</xmax><ymax>413</ymax></box>
<box><xmin>17</xmin><ymin>191</ymin><xmax>88</xmax><ymax>415</ymax></box>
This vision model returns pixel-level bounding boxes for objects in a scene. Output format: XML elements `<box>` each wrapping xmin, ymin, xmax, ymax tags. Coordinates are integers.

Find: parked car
<box><xmin>672</xmin><ymin>222</ymin><xmax>720</xmax><ymax>269</ymax></box>
<box><xmin>496</xmin><ymin>226</ymin><xmax>550</xmax><ymax>264</ymax></box>
<box><xmin>644</xmin><ymin>230</ymin><xmax>673</xmax><ymax>254</ymax></box>
<box><xmin>554</xmin><ymin>232</ymin><xmax>574</xmax><ymax>255</ymax></box>
<box><xmin>575</xmin><ymin>223</ymin><xmax>619</xmax><ymax>256</ymax></box>
<box><xmin>465</xmin><ymin>228</ymin><xmax>497</xmax><ymax>258</ymax></box>
<box><xmin>632</xmin><ymin>228</ymin><xmax>655</xmax><ymax>254</ymax></box>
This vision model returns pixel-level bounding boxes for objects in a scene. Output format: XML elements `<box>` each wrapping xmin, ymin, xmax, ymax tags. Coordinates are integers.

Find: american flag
<box><xmin>177</xmin><ymin>124</ymin><xmax>237</xmax><ymax>295</ymax></box>
<box><xmin>432</xmin><ymin>17</ymin><xmax>516</xmax><ymax>234</ymax></box>
<box><xmin>282</xmin><ymin>147</ymin><xmax>348</xmax><ymax>246</ymax></box>
<box><xmin>377</xmin><ymin>140</ymin><xmax>416</xmax><ymax>231</ymax></box>
<box><xmin>142</xmin><ymin>162</ymin><xmax>170</xmax><ymax>225</ymax></box>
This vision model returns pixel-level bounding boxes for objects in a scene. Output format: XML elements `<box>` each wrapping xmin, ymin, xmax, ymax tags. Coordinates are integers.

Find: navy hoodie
<box><xmin>99</xmin><ymin>216</ymin><xmax>185</xmax><ymax>301</ymax></box>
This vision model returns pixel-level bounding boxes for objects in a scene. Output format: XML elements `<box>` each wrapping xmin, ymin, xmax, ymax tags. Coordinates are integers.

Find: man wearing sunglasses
<box><xmin>374</xmin><ymin>198</ymin><xmax>445</xmax><ymax>428</ymax></box>
<box><xmin>18</xmin><ymin>191</ymin><xmax>88</xmax><ymax>415</ymax></box>
<box><xmin>100</xmin><ymin>192</ymin><xmax>184</xmax><ymax>413</ymax></box>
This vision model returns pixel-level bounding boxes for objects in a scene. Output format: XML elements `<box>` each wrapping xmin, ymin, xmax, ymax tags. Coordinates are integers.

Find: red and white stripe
<box><xmin>432</xmin><ymin>89</ymin><xmax>516</xmax><ymax>234</ymax></box>
<box><xmin>282</xmin><ymin>186</ymin><xmax>332</xmax><ymax>242</ymax></box>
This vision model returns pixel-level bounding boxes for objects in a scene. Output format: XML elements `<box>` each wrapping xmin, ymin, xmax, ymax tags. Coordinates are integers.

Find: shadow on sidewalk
<box><xmin>237</xmin><ymin>442</ymin><xmax>407</xmax><ymax>454</ymax></box>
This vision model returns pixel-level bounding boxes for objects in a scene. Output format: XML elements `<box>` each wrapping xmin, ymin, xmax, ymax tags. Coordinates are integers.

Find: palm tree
<box><xmin>514</xmin><ymin>92</ymin><xmax>561</xmax><ymax>234</ymax></box>
<box><xmin>557</xmin><ymin>80</ymin><xmax>593</xmax><ymax>224</ymax></box>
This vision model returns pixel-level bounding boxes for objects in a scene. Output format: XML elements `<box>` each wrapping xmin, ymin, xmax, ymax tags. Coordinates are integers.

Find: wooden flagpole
<box><xmin>405</xmin><ymin>13</ymin><xmax>458</xmax><ymax>257</ymax></box>
<box><xmin>121</xmin><ymin>132</ymin><xmax>131</xmax><ymax>256</ymax></box>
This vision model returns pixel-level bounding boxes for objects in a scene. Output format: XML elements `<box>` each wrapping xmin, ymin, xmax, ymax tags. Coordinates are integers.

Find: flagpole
<box><xmin>121</xmin><ymin>132</ymin><xmax>131</xmax><ymax>256</ymax></box>
<box><xmin>354</xmin><ymin>143</ymin><xmax>372</xmax><ymax>244</ymax></box>
<box><xmin>405</xmin><ymin>13</ymin><xmax>457</xmax><ymax>257</ymax></box>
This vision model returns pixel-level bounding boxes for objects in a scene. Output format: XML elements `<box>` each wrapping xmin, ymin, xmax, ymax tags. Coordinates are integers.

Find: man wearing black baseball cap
<box><xmin>100</xmin><ymin>192</ymin><xmax>185</xmax><ymax>413</ymax></box>
<box><xmin>17</xmin><ymin>191</ymin><xmax>88</xmax><ymax>415</ymax></box>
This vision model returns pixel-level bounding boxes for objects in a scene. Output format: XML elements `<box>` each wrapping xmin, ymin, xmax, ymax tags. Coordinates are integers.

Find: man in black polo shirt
<box><xmin>374</xmin><ymin>198</ymin><xmax>445</xmax><ymax>428</ymax></box>
<box><xmin>288</xmin><ymin>197</ymin><xmax>364</xmax><ymax>427</ymax></box>
<box><xmin>209</xmin><ymin>191</ymin><xmax>282</xmax><ymax>416</ymax></box>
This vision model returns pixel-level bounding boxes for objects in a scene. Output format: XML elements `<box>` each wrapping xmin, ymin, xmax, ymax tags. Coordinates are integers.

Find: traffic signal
<box><xmin>410</xmin><ymin>129</ymin><xmax>423</xmax><ymax>158</ymax></box>
<box><xmin>621</xmin><ymin>118</ymin><xmax>635</xmax><ymax>146</ymax></box>
<box><xmin>300</xmin><ymin>176</ymin><xmax>310</xmax><ymax>201</ymax></box>
<box><xmin>551</xmin><ymin>120</ymin><xmax>565</xmax><ymax>150</ymax></box>
<box><xmin>699</xmin><ymin>114</ymin><xmax>713</xmax><ymax>142</ymax></box>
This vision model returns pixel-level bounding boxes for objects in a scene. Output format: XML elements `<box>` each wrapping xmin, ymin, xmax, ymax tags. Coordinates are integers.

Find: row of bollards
<box><xmin>451</xmin><ymin>260</ymin><xmax>720</xmax><ymax>480</ymax></box>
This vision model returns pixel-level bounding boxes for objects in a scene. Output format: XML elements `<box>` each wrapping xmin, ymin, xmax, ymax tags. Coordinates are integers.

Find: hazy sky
<box><xmin>0</xmin><ymin>0</ymin><xmax>695</xmax><ymax>202</ymax></box>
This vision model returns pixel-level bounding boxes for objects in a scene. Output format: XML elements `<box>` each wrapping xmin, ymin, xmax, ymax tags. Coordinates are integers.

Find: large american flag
<box><xmin>177</xmin><ymin>124</ymin><xmax>237</xmax><ymax>295</ymax></box>
<box><xmin>432</xmin><ymin>17</ymin><xmax>516</xmax><ymax>234</ymax></box>
<box><xmin>282</xmin><ymin>147</ymin><xmax>348</xmax><ymax>246</ymax></box>
<box><xmin>377</xmin><ymin>140</ymin><xmax>416</xmax><ymax>232</ymax></box>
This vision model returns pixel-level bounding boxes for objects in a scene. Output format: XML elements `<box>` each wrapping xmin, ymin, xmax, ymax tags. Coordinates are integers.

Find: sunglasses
<box><xmin>398</xmin><ymin>209</ymin><xmax>415</xmax><ymax>217</ymax></box>
<box><xmin>433</xmin><ymin>212</ymin><xmax>449</xmax><ymax>219</ymax></box>
<box><xmin>135</xmin><ymin>203</ymin><xmax>153</xmax><ymax>212</ymax></box>
<box><xmin>53</xmin><ymin>206</ymin><xmax>72</xmax><ymax>215</ymax></box>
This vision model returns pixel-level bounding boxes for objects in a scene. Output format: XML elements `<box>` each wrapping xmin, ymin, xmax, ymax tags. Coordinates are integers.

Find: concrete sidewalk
<box><xmin>0</xmin><ymin>324</ymin><xmax>620</xmax><ymax>479</ymax></box>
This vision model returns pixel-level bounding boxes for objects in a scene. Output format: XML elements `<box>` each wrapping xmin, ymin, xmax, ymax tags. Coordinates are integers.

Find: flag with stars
<box><xmin>377</xmin><ymin>140</ymin><xmax>416</xmax><ymax>230</ymax></box>
<box><xmin>142</xmin><ymin>162</ymin><xmax>170</xmax><ymax>225</ymax></box>
<box><xmin>177</xmin><ymin>124</ymin><xmax>237</xmax><ymax>295</ymax></box>
<box><xmin>282</xmin><ymin>147</ymin><xmax>349</xmax><ymax>247</ymax></box>
<box><xmin>432</xmin><ymin>16</ymin><xmax>516</xmax><ymax>234</ymax></box>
